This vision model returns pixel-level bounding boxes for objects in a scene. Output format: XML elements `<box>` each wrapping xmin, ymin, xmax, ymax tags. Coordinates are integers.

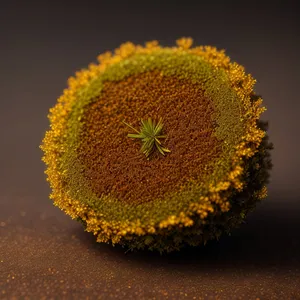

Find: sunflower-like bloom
<box><xmin>40</xmin><ymin>38</ymin><xmax>273</xmax><ymax>253</ymax></box>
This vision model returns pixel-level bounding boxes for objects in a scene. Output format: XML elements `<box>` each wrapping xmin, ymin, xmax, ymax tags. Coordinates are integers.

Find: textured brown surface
<box><xmin>79</xmin><ymin>71</ymin><xmax>221</xmax><ymax>204</ymax></box>
<box><xmin>1</xmin><ymin>196</ymin><xmax>300</xmax><ymax>300</ymax></box>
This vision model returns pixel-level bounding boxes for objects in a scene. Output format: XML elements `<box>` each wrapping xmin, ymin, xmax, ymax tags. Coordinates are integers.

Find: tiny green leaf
<box><xmin>122</xmin><ymin>118</ymin><xmax>171</xmax><ymax>158</ymax></box>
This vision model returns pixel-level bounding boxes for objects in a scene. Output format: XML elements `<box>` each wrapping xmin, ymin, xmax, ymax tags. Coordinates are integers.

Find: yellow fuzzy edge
<box><xmin>40</xmin><ymin>37</ymin><xmax>266</xmax><ymax>244</ymax></box>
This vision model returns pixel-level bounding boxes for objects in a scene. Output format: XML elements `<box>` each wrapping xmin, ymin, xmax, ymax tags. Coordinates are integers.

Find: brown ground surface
<box><xmin>1</xmin><ymin>195</ymin><xmax>300</xmax><ymax>300</ymax></box>
<box><xmin>78</xmin><ymin>71</ymin><xmax>222</xmax><ymax>204</ymax></box>
<box><xmin>2</xmin><ymin>2</ymin><xmax>300</xmax><ymax>298</ymax></box>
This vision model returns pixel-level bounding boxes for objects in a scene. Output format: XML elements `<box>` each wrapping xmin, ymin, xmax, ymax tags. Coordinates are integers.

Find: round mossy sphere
<box><xmin>40</xmin><ymin>38</ymin><xmax>272</xmax><ymax>253</ymax></box>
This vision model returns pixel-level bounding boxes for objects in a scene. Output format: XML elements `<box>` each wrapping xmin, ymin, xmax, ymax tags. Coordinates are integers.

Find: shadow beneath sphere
<box><xmin>73</xmin><ymin>198</ymin><xmax>300</xmax><ymax>272</ymax></box>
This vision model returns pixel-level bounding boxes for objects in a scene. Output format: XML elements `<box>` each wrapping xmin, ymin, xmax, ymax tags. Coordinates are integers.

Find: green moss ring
<box><xmin>40</xmin><ymin>38</ymin><xmax>273</xmax><ymax>253</ymax></box>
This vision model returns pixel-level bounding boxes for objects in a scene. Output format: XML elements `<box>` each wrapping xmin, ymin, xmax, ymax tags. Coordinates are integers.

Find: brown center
<box><xmin>77</xmin><ymin>71</ymin><xmax>223</xmax><ymax>205</ymax></box>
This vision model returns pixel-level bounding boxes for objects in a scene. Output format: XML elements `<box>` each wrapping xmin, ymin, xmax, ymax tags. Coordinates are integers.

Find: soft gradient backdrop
<box><xmin>1</xmin><ymin>0</ymin><xmax>299</xmax><ymax>298</ymax></box>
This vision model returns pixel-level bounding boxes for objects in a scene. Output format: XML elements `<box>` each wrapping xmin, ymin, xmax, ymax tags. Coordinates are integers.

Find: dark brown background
<box><xmin>1</xmin><ymin>0</ymin><xmax>300</xmax><ymax>299</ymax></box>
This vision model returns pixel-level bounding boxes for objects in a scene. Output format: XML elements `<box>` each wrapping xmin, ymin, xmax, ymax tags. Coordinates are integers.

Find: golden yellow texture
<box><xmin>41</xmin><ymin>38</ymin><xmax>267</xmax><ymax>245</ymax></box>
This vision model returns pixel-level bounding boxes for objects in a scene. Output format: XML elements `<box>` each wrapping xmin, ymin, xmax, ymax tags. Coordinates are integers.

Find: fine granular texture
<box><xmin>40</xmin><ymin>38</ymin><xmax>273</xmax><ymax>253</ymax></box>
<box><xmin>79</xmin><ymin>71</ymin><xmax>222</xmax><ymax>205</ymax></box>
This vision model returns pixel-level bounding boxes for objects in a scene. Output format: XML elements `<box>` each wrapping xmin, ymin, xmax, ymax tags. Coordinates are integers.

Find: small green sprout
<box><xmin>123</xmin><ymin>117</ymin><xmax>171</xmax><ymax>159</ymax></box>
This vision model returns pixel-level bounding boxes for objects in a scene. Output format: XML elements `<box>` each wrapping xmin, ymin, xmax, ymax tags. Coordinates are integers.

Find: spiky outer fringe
<box><xmin>40</xmin><ymin>38</ymin><xmax>272</xmax><ymax>252</ymax></box>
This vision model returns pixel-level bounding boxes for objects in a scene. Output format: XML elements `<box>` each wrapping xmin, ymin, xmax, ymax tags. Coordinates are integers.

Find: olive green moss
<box><xmin>59</xmin><ymin>50</ymin><xmax>247</xmax><ymax>227</ymax></box>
